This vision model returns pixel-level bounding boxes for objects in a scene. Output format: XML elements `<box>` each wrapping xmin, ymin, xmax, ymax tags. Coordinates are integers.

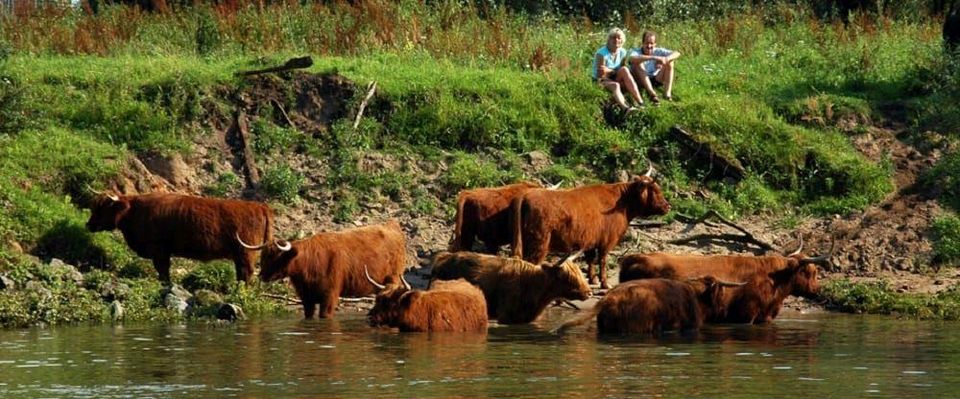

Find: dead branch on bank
<box><xmin>668</xmin><ymin>210</ymin><xmax>777</xmax><ymax>252</ymax></box>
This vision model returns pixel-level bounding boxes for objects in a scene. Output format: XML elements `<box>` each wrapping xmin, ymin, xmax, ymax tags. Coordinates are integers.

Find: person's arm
<box><xmin>663</xmin><ymin>50</ymin><xmax>681</xmax><ymax>63</ymax></box>
<box><xmin>595</xmin><ymin>53</ymin><xmax>613</xmax><ymax>79</ymax></box>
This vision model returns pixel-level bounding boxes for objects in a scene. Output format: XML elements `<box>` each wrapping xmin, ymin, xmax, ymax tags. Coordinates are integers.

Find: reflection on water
<box><xmin>0</xmin><ymin>309</ymin><xmax>959</xmax><ymax>398</ymax></box>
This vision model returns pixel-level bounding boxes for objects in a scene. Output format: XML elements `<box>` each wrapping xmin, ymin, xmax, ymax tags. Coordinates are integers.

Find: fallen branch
<box><xmin>261</xmin><ymin>293</ymin><xmax>301</xmax><ymax>304</ymax></box>
<box><xmin>271</xmin><ymin>99</ymin><xmax>296</xmax><ymax>129</ymax></box>
<box><xmin>353</xmin><ymin>81</ymin><xmax>377</xmax><ymax>130</ymax></box>
<box><xmin>668</xmin><ymin>209</ymin><xmax>777</xmax><ymax>252</ymax></box>
<box><xmin>236</xmin><ymin>56</ymin><xmax>314</xmax><ymax>77</ymax></box>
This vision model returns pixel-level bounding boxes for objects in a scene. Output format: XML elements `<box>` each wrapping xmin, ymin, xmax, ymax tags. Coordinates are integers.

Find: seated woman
<box><xmin>592</xmin><ymin>28</ymin><xmax>645</xmax><ymax>112</ymax></box>
<box><xmin>628</xmin><ymin>30</ymin><xmax>681</xmax><ymax>104</ymax></box>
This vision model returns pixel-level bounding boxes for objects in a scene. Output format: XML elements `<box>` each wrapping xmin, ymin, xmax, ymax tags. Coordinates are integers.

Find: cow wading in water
<box><xmin>366</xmin><ymin>267</ymin><xmax>488</xmax><ymax>333</ymax></box>
<box><xmin>430</xmin><ymin>250</ymin><xmax>590</xmax><ymax>324</ymax></box>
<box><xmin>618</xmin><ymin>238</ymin><xmax>832</xmax><ymax>323</ymax></box>
<box><xmin>240</xmin><ymin>219</ymin><xmax>407</xmax><ymax>319</ymax></box>
<box><xmin>86</xmin><ymin>192</ymin><xmax>275</xmax><ymax>283</ymax></box>
<box><xmin>512</xmin><ymin>167</ymin><xmax>670</xmax><ymax>288</ymax></box>
<box><xmin>450</xmin><ymin>181</ymin><xmax>559</xmax><ymax>254</ymax></box>
<box><xmin>555</xmin><ymin>276</ymin><xmax>742</xmax><ymax>335</ymax></box>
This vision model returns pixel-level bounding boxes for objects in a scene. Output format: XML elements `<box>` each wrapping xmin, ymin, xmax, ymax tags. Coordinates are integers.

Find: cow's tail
<box><xmin>262</xmin><ymin>206</ymin><xmax>274</xmax><ymax>246</ymax></box>
<box><xmin>510</xmin><ymin>195</ymin><xmax>524</xmax><ymax>259</ymax></box>
<box><xmin>449</xmin><ymin>193</ymin><xmax>467</xmax><ymax>251</ymax></box>
<box><xmin>551</xmin><ymin>305</ymin><xmax>600</xmax><ymax>335</ymax></box>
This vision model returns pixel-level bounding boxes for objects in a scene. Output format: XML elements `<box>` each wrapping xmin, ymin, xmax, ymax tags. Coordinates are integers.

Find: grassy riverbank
<box><xmin>0</xmin><ymin>2</ymin><xmax>958</xmax><ymax>326</ymax></box>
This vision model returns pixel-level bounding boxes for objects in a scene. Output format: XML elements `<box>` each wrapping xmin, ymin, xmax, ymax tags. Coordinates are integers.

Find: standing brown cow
<box><xmin>86</xmin><ymin>193</ymin><xmax>274</xmax><ymax>283</ymax></box>
<box><xmin>449</xmin><ymin>181</ymin><xmax>542</xmax><ymax>254</ymax></box>
<box><xmin>555</xmin><ymin>277</ymin><xmax>741</xmax><ymax>335</ymax></box>
<box><xmin>366</xmin><ymin>269</ymin><xmax>488</xmax><ymax>333</ymax></box>
<box><xmin>430</xmin><ymin>251</ymin><xmax>590</xmax><ymax>324</ymax></box>
<box><xmin>512</xmin><ymin>169</ymin><xmax>670</xmax><ymax>289</ymax></box>
<box><xmin>240</xmin><ymin>220</ymin><xmax>406</xmax><ymax>319</ymax></box>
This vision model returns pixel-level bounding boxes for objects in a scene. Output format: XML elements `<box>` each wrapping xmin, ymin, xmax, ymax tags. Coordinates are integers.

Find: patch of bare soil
<box><xmin>108</xmin><ymin>71</ymin><xmax>957</xmax><ymax>313</ymax></box>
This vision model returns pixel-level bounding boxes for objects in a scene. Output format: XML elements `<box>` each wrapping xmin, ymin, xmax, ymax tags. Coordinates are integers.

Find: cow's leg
<box><xmin>153</xmin><ymin>256</ymin><xmax>172</xmax><ymax>283</ymax></box>
<box><xmin>598</xmin><ymin>253</ymin><xmax>610</xmax><ymax>289</ymax></box>
<box><xmin>318</xmin><ymin>289</ymin><xmax>340</xmax><ymax>318</ymax></box>
<box><xmin>585</xmin><ymin>249</ymin><xmax>599</xmax><ymax>285</ymax></box>
<box><xmin>233</xmin><ymin>252</ymin><xmax>256</xmax><ymax>283</ymax></box>
<box><xmin>302</xmin><ymin>301</ymin><xmax>317</xmax><ymax>319</ymax></box>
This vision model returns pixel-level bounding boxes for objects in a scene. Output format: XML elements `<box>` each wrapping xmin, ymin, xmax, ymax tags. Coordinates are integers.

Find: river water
<box><xmin>0</xmin><ymin>308</ymin><xmax>957</xmax><ymax>398</ymax></box>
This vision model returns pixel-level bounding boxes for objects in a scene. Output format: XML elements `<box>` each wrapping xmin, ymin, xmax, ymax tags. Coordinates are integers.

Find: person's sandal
<box><xmin>650</xmin><ymin>96</ymin><xmax>660</xmax><ymax>106</ymax></box>
<box><xmin>626</xmin><ymin>106</ymin><xmax>640</xmax><ymax>114</ymax></box>
<box><xmin>664</xmin><ymin>95</ymin><xmax>674</xmax><ymax>102</ymax></box>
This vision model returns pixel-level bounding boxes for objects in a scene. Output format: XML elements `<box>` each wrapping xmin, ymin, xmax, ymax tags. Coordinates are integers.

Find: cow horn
<box><xmin>364</xmin><ymin>265</ymin><xmax>386</xmax><ymax>290</ymax></box>
<box><xmin>785</xmin><ymin>234</ymin><xmax>804</xmax><ymax>257</ymax></box>
<box><xmin>546</xmin><ymin>180</ymin><xmax>563</xmax><ymax>190</ymax></box>
<box><xmin>553</xmin><ymin>250</ymin><xmax>583</xmax><ymax>268</ymax></box>
<box><xmin>717</xmin><ymin>279</ymin><xmax>747</xmax><ymax>287</ymax></box>
<box><xmin>236</xmin><ymin>233</ymin><xmax>267</xmax><ymax>250</ymax></box>
<box><xmin>801</xmin><ymin>236</ymin><xmax>836</xmax><ymax>266</ymax></box>
<box><xmin>643</xmin><ymin>161</ymin><xmax>655</xmax><ymax>178</ymax></box>
<box><xmin>275</xmin><ymin>239</ymin><xmax>292</xmax><ymax>252</ymax></box>
<box><xmin>400</xmin><ymin>272</ymin><xmax>411</xmax><ymax>291</ymax></box>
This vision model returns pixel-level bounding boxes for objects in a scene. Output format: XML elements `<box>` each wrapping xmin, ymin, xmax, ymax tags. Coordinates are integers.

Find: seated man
<box><xmin>628</xmin><ymin>30</ymin><xmax>681</xmax><ymax>104</ymax></box>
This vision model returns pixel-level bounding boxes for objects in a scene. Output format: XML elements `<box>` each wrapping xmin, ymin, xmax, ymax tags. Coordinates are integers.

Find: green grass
<box><xmin>821</xmin><ymin>279</ymin><xmax>960</xmax><ymax>320</ymax></box>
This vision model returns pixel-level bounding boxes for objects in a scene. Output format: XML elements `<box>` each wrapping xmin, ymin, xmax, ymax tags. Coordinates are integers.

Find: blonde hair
<box><xmin>607</xmin><ymin>28</ymin><xmax>625</xmax><ymax>41</ymax></box>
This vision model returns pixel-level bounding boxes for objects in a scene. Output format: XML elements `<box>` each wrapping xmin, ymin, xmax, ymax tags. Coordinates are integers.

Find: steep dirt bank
<box><xmin>104</xmin><ymin>71</ymin><xmax>955</xmax><ymax>309</ymax></box>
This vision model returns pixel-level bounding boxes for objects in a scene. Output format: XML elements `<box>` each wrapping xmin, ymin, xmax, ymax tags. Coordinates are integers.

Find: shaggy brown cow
<box><xmin>617</xmin><ymin>240</ymin><xmax>832</xmax><ymax>300</ymax></box>
<box><xmin>240</xmin><ymin>220</ymin><xmax>406</xmax><ymax>319</ymax></box>
<box><xmin>512</xmin><ymin>169</ymin><xmax>670</xmax><ymax>289</ymax></box>
<box><xmin>720</xmin><ymin>261</ymin><xmax>821</xmax><ymax>324</ymax></box>
<box><xmin>86</xmin><ymin>192</ymin><xmax>274</xmax><ymax>283</ymax></box>
<box><xmin>449</xmin><ymin>181</ymin><xmax>542</xmax><ymax>253</ymax></box>
<box><xmin>556</xmin><ymin>277</ymin><xmax>741</xmax><ymax>335</ymax></box>
<box><xmin>430</xmin><ymin>251</ymin><xmax>590</xmax><ymax>324</ymax></box>
<box><xmin>366</xmin><ymin>270</ymin><xmax>488</xmax><ymax>333</ymax></box>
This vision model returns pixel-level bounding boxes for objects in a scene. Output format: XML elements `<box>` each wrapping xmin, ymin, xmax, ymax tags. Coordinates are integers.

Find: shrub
<box><xmin>181</xmin><ymin>261</ymin><xmax>235</xmax><ymax>293</ymax></box>
<box><xmin>260</xmin><ymin>165</ymin><xmax>304</xmax><ymax>203</ymax></box>
<box><xmin>932</xmin><ymin>215</ymin><xmax>960</xmax><ymax>266</ymax></box>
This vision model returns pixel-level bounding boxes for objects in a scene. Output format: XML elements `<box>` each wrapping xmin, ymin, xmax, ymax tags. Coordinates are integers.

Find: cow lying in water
<box><xmin>430</xmin><ymin>251</ymin><xmax>590</xmax><ymax>324</ymax></box>
<box><xmin>555</xmin><ymin>276</ymin><xmax>742</xmax><ymax>335</ymax></box>
<box><xmin>366</xmin><ymin>267</ymin><xmax>488</xmax><ymax>333</ymax></box>
<box><xmin>618</xmin><ymin>239</ymin><xmax>832</xmax><ymax>323</ymax></box>
<box><xmin>240</xmin><ymin>219</ymin><xmax>407</xmax><ymax>319</ymax></box>
<box><xmin>86</xmin><ymin>192</ymin><xmax>275</xmax><ymax>283</ymax></box>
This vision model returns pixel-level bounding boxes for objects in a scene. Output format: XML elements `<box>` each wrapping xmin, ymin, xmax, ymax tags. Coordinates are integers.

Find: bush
<box><xmin>924</xmin><ymin>150</ymin><xmax>960</xmax><ymax>211</ymax></box>
<box><xmin>181</xmin><ymin>261</ymin><xmax>235</xmax><ymax>293</ymax></box>
<box><xmin>260</xmin><ymin>165</ymin><xmax>304</xmax><ymax>203</ymax></box>
<box><xmin>0</xmin><ymin>75</ymin><xmax>27</xmax><ymax>135</ymax></box>
<box><xmin>932</xmin><ymin>215</ymin><xmax>960</xmax><ymax>266</ymax></box>
<box><xmin>203</xmin><ymin>172</ymin><xmax>242</xmax><ymax>197</ymax></box>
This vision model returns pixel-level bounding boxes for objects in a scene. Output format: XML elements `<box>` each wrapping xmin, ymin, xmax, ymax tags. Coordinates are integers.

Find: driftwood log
<box><xmin>668</xmin><ymin>210</ymin><xmax>779</xmax><ymax>253</ymax></box>
<box><xmin>236</xmin><ymin>56</ymin><xmax>314</xmax><ymax>77</ymax></box>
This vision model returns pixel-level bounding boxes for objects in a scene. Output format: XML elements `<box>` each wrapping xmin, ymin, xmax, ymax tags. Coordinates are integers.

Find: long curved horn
<box><xmin>400</xmin><ymin>272</ymin><xmax>411</xmax><ymax>290</ymax></box>
<box><xmin>106</xmin><ymin>193</ymin><xmax>119</xmax><ymax>202</ymax></box>
<box><xmin>552</xmin><ymin>250</ymin><xmax>583</xmax><ymax>268</ymax></box>
<box><xmin>785</xmin><ymin>233</ymin><xmax>804</xmax><ymax>257</ymax></box>
<box><xmin>275</xmin><ymin>239</ymin><xmax>292</xmax><ymax>252</ymax></box>
<box><xmin>800</xmin><ymin>236</ymin><xmax>836</xmax><ymax>266</ymax></box>
<box><xmin>236</xmin><ymin>232</ymin><xmax>267</xmax><ymax>250</ymax></box>
<box><xmin>717</xmin><ymin>279</ymin><xmax>747</xmax><ymax>287</ymax></box>
<box><xmin>686</xmin><ymin>276</ymin><xmax>746</xmax><ymax>287</ymax></box>
<box><xmin>546</xmin><ymin>180</ymin><xmax>563</xmax><ymax>190</ymax></box>
<box><xmin>364</xmin><ymin>265</ymin><xmax>386</xmax><ymax>290</ymax></box>
<box><xmin>643</xmin><ymin>161</ymin><xmax>655</xmax><ymax>178</ymax></box>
